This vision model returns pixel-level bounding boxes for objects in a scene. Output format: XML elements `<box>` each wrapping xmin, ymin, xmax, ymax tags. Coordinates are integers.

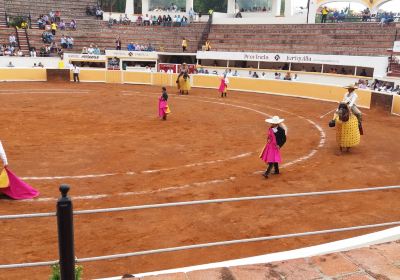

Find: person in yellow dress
<box><xmin>177</xmin><ymin>72</ymin><xmax>190</xmax><ymax>95</ymax></box>
<box><xmin>332</xmin><ymin>102</ymin><xmax>360</xmax><ymax>152</ymax></box>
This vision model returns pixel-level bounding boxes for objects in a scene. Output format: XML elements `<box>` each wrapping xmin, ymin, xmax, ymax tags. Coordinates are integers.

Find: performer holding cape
<box><xmin>0</xmin><ymin>141</ymin><xmax>39</xmax><ymax>200</ymax></box>
<box><xmin>158</xmin><ymin>87</ymin><xmax>170</xmax><ymax>120</ymax></box>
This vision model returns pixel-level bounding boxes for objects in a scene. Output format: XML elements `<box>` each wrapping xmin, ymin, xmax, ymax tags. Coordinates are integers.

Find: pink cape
<box><xmin>158</xmin><ymin>97</ymin><xmax>168</xmax><ymax>118</ymax></box>
<box><xmin>0</xmin><ymin>168</ymin><xmax>39</xmax><ymax>200</ymax></box>
<box><xmin>218</xmin><ymin>78</ymin><xmax>227</xmax><ymax>93</ymax></box>
<box><xmin>260</xmin><ymin>128</ymin><xmax>282</xmax><ymax>163</ymax></box>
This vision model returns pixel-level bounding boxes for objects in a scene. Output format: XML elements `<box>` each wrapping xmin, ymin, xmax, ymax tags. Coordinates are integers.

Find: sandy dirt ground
<box><xmin>0</xmin><ymin>82</ymin><xmax>399</xmax><ymax>279</ymax></box>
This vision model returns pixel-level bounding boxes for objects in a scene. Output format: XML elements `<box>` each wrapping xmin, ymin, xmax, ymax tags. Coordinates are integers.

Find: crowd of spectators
<box><xmin>86</xmin><ymin>5</ymin><xmax>104</xmax><ymax>20</ymax></box>
<box><xmin>149</xmin><ymin>3</ymin><xmax>182</xmax><ymax>13</ymax></box>
<box><xmin>127</xmin><ymin>42</ymin><xmax>156</xmax><ymax>52</ymax></box>
<box><xmin>368</xmin><ymin>79</ymin><xmax>400</xmax><ymax>94</ymax></box>
<box><xmin>0</xmin><ymin>34</ymin><xmax>22</xmax><ymax>56</ymax></box>
<box><xmin>239</xmin><ymin>6</ymin><xmax>269</xmax><ymax>12</ymax></box>
<box><xmin>81</xmin><ymin>44</ymin><xmax>101</xmax><ymax>55</ymax></box>
<box><xmin>108</xmin><ymin>14</ymin><xmax>190</xmax><ymax>27</ymax></box>
<box><xmin>319</xmin><ymin>6</ymin><xmax>398</xmax><ymax>24</ymax></box>
<box><xmin>38</xmin><ymin>12</ymin><xmax>77</xmax><ymax>31</ymax></box>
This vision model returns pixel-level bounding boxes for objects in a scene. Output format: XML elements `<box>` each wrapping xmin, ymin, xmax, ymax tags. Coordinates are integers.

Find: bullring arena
<box><xmin>1</xmin><ymin>0</ymin><xmax>400</xmax><ymax>279</ymax></box>
<box><xmin>1</xmin><ymin>79</ymin><xmax>400</xmax><ymax>279</ymax></box>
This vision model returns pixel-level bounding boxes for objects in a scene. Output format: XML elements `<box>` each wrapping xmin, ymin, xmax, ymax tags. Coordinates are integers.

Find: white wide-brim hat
<box><xmin>265</xmin><ymin>116</ymin><xmax>284</xmax><ymax>124</ymax></box>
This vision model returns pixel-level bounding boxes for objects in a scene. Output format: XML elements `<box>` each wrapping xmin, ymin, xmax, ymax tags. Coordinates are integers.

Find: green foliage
<box><xmin>99</xmin><ymin>0</ymin><xmax>126</xmax><ymax>13</ymax></box>
<box><xmin>150</xmin><ymin>0</ymin><xmax>186</xmax><ymax>10</ymax></box>
<box><xmin>49</xmin><ymin>263</ymin><xmax>83</xmax><ymax>280</ymax></box>
<box><xmin>8</xmin><ymin>16</ymin><xmax>24</xmax><ymax>28</ymax></box>
<box><xmin>194</xmin><ymin>0</ymin><xmax>227</xmax><ymax>13</ymax></box>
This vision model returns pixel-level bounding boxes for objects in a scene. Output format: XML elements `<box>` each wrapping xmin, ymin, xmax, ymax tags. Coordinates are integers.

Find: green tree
<box><xmin>194</xmin><ymin>0</ymin><xmax>227</xmax><ymax>13</ymax></box>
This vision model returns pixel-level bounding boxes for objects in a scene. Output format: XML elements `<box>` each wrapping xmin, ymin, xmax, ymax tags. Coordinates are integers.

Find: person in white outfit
<box><xmin>0</xmin><ymin>141</ymin><xmax>8</xmax><ymax>168</ymax></box>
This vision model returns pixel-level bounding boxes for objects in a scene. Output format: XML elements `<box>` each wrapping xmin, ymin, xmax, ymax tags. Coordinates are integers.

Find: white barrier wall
<box><xmin>0</xmin><ymin>56</ymin><xmax>60</xmax><ymax>69</ymax></box>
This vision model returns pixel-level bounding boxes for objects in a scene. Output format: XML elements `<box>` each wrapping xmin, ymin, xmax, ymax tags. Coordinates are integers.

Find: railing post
<box><xmin>57</xmin><ymin>185</ymin><xmax>75</xmax><ymax>280</ymax></box>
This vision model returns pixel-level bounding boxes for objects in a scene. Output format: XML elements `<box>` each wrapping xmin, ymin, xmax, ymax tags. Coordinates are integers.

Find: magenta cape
<box><xmin>218</xmin><ymin>78</ymin><xmax>227</xmax><ymax>93</ymax></box>
<box><xmin>0</xmin><ymin>168</ymin><xmax>39</xmax><ymax>200</ymax></box>
<box><xmin>260</xmin><ymin>128</ymin><xmax>282</xmax><ymax>163</ymax></box>
<box><xmin>158</xmin><ymin>97</ymin><xmax>168</xmax><ymax>118</ymax></box>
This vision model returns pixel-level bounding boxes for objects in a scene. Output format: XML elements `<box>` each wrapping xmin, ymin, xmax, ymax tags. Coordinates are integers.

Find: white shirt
<box><xmin>73</xmin><ymin>66</ymin><xmax>80</xmax><ymax>74</ymax></box>
<box><xmin>0</xmin><ymin>141</ymin><xmax>8</xmax><ymax>166</ymax></box>
<box><xmin>343</xmin><ymin>91</ymin><xmax>358</xmax><ymax>107</ymax></box>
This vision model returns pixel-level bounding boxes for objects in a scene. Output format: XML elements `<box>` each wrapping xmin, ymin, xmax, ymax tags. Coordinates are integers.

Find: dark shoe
<box><xmin>272</xmin><ymin>171</ymin><xmax>280</xmax><ymax>175</ymax></box>
<box><xmin>263</xmin><ymin>172</ymin><xmax>269</xmax><ymax>178</ymax></box>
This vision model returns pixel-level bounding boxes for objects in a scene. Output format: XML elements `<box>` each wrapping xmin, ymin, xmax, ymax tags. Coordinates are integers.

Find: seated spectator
<box><xmin>60</xmin><ymin>35</ymin><xmax>67</xmax><ymax>48</ymax></box>
<box><xmin>293</xmin><ymin>74</ymin><xmax>298</xmax><ymax>81</ymax></box>
<box><xmin>57</xmin><ymin>47</ymin><xmax>64</xmax><ymax>57</ymax></box>
<box><xmin>38</xmin><ymin>62</ymin><xmax>44</xmax><ymax>68</ymax></box>
<box><xmin>9</xmin><ymin>34</ymin><xmax>17</xmax><ymax>47</ymax></box>
<box><xmin>261</xmin><ymin>72</ymin><xmax>267</xmax><ymax>79</ymax></box>
<box><xmin>136</xmin><ymin>15</ymin><xmax>142</xmax><ymax>25</ymax></box>
<box><xmin>93</xmin><ymin>45</ymin><xmax>101</xmax><ymax>54</ymax></box>
<box><xmin>42</xmin><ymin>31</ymin><xmax>54</xmax><ymax>44</ymax></box>
<box><xmin>67</xmin><ymin>36</ymin><xmax>74</xmax><ymax>48</ymax></box>
<box><xmin>49</xmin><ymin>10</ymin><xmax>55</xmax><ymax>22</ymax></box>
<box><xmin>152</xmin><ymin>15</ymin><xmax>158</xmax><ymax>25</ymax></box>
<box><xmin>30</xmin><ymin>47</ymin><xmax>37</xmax><ymax>57</ymax></box>
<box><xmin>233</xmin><ymin>70</ymin><xmax>238</xmax><ymax>76</ymax></box>
<box><xmin>87</xmin><ymin>44</ymin><xmax>95</xmax><ymax>54</ymax></box>
<box><xmin>362</xmin><ymin>8</ymin><xmax>371</xmax><ymax>22</ymax></box>
<box><xmin>340</xmin><ymin>67</ymin><xmax>347</xmax><ymax>75</ymax></box>
<box><xmin>123</xmin><ymin>14</ymin><xmax>130</xmax><ymax>24</ymax></box>
<box><xmin>81</xmin><ymin>47</ymin><xmax>88</xmax><ymax>54</ymax></box>
<box><xmin>7</xmin><ymin>61</ymin><xmax>14</xmax><ymax>67</ymax></box>
<box><xmin>143</xmin><ymin>14</ymin><xmax>150</xmax><ymax>25</ymax></box>
<box><xmin>70</xmin><ymin>19</ymin><xmax>77</xmax><ymax>30</ymax></box>
<box><xmin>108</xmin><ymin>16</ymin><xmax>114</xmax><ymax>28</ymax></box>
<box><xmin>181</xmin><ymin>16</ymin><xmax>188</xmax><ymax>26</ymax></box>
<box><xmin>58</xmin><ymin>20</ymin><xmax>66</xmax><ymax>30</ymax></box>
<box><xmin>283</xmin><ymin>72</ymin><xmax>292</xmax><ymax>80</ymax></box>
<box><xmin>37</xmin><ymin>17</ymin><xmax>45</xmax><ymax>29</ymax></box>
<box><xmin>127</xmin><ymin>42</ymin><xmax>134</xmax><ymax>51</ymax></box>
<box><xmin>392</xmin><ymin>85</ymin><xmax>400</xmax><ymax>94</ymax></box>
<box><xmin>189</xmin><ymin>8</ymin><xmax>195</xmax><ymax>22</ymax></box>
<box><xmin>39</xmin><ymin>45</ymin><xmax>48</xmax><ymax>57</ymax></box>
<box><xmin>21</xmin><ymin>21</ymin><xmax>28</xmax><ymax>29</ymax></box>
<box><xmin>96</xmin><ymin>7</ymin><xmax>104</xmax><ymax>20</ymax></box>
<box><xmin>252</xmin><ymin>71</ymin><xmax>259</xmax><ymax>78</ymax></box>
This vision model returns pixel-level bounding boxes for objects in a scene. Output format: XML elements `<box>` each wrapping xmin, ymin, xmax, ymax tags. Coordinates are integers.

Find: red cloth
<box><xmin>0</xmin><ymin>168</ymin><xmax>39</xmax><ymax>200</ymax></box>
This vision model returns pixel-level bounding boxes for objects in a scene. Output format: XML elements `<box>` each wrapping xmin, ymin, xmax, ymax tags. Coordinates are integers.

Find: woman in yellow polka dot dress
<box><xmin>332</xmin><ymin>102</ymin><xmax>360</xmax><ymax>152</ymax></box>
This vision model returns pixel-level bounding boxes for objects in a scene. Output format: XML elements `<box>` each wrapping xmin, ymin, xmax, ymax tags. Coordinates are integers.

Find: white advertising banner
<box><xmin>393</xmin><ymin>41</ymin><xmax>400</xmax><ymax>52</ymax></box>
<box><xmin>63</xmin><ymin>53</ymin><xmax>107</xmax><ymax>61</ymax></box>
<box><xmin>105</xmin><ymin>50</ymin><xmax>158</xmax><ymax>59</ymax></box>
<box><xmin>197</xmin><ymin>51</ymin><xmax>386</xmax><ymax>66</ymax></box>
<box><xmin>196</xmin><ymin>51</ymin><xmax>388</xmax><ymax>77</ymax></box>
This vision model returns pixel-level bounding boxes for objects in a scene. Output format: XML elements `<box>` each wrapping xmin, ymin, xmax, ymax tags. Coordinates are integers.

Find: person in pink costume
<box><xmin>0</xmin><ymin>140</ymin><xmax>39</xmax><ymax>200</ymax></box>
<box><xmin>158</xmin><ymin>87</ymin><xmax>170</xmax><ymax>120</ymax></box>
<box><xmin>218</xmin><ymin>74</ymin><xmax>229</xmax><ymax>98</ymax></box>
<box><xmin>260</xmin><ymin>116</ymin><xmax>287</xmax><ymax>178</ymax></box>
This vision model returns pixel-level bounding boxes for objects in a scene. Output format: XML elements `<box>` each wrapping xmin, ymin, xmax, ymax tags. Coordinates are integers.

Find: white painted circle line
<box><xmin>21</xmin><ymin>153</ymin><xmax>251</xmax><ymax>181</ymax></box>
<box><xmin>20</xmin><ymin>90</ymin><xmax>324</xmax><ymax>181</ymax></box>
<box><xmin>26</xmin><ymin>177</ymin><xmax>236</xmax><ymax>203</ymax></box>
